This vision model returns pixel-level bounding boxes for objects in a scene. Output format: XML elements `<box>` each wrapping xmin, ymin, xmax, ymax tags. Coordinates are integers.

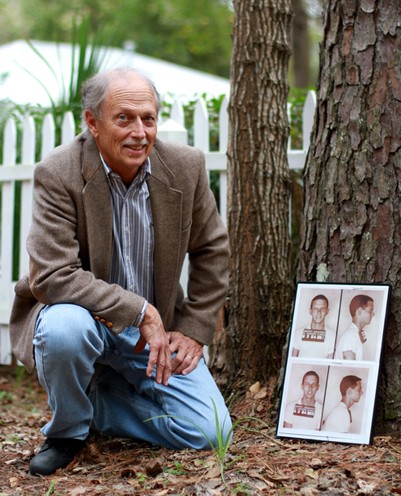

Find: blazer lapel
<box><xmin>81</xmin><ymin>133</ymin><xmax>113</xmax><ymax>282</ymax></box>
<box><xmin>149</xmin><ymin>147</ymin><xmax>183</xmax><ymax>318</ymax></box>
<box><xmin>78</xmin><ymin>134</ymin><xmax>183</xmax><ymax>317</ymax></box>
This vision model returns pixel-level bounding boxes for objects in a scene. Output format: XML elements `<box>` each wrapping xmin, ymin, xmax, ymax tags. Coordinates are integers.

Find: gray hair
<box><xmin>80</xmin><ymin>67</ymin><xmax>162</xmax><ymax>128</ymax></box>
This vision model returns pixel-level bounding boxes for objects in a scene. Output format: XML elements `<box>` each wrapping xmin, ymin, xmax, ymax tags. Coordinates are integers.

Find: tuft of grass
<box><xmin>165</xmin><ymin>461</ymin><xmax>187</xmax><ymax>476</ymax></box>
<box><xmin>145</xmin><ymin>396</ymin><xmax>249</xmax><ymax>484</ymax></box>
<box><xmin>146</xmin><ymin>397</ymin><xmax>276</xmax><ymax>488</ymax></box>
<box><xmin>0</xmin><ymin>390</ymin><xmax>14</xmax><ymax>403</ymax></box>
<box><xmin>135</xmin><ymin>471</ymin><xmax>147</xmax><ymax>483</ymax></box>
<box><xmin>45</xmin><ymin>482</ymin><xmax>57</xmax><ymax>496</ymax></box>
<box><xmin>6</xmin><ymin>433</ymin><xmax>24</xmax><ymax>443</ymax></box>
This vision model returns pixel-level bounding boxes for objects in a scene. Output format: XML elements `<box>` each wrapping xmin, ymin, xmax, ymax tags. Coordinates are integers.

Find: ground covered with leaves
<box><xmin>1</xmin><ymin>366</ymin><xmax>401</xmax><ymax>496</ymax></box>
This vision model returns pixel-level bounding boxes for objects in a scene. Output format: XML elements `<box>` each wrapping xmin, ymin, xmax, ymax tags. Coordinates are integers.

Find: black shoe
<box><xmin>29</xmin><ymin>437</ymin><xmax>86</xmax><ymax>476</ymax></box>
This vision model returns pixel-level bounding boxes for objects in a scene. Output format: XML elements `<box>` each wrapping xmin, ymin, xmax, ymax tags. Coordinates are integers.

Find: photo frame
<box><xmin>276</xmin><ymin>282</ymin><xmax>390</xmax><ymax>444</ymax></box>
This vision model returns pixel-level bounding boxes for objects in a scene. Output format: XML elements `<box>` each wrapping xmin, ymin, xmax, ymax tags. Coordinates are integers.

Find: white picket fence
<box><xmin>0</xmin><ymin>91</ymin><xmax>316</xmax><ymax>365</ymax></box>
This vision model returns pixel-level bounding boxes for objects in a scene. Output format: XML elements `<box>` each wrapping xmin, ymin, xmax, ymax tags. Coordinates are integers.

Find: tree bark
<box><xmin>298</xmin><ymin>0</ymin><xmax>401</xmax><ymax>433</ymax></box>
<box><xmin>209</xmin><ymin>0</ymin><xmax>293</xmax><ymax>395</ymax></box>
<box><xmin>291</xmin><ymin>0</ymin><xmax>311</xmax><ymax>87</ymax></box>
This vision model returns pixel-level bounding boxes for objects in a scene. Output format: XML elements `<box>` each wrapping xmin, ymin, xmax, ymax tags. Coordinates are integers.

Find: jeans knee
<box><xmin>170</xmin><ymin>410</ymin><xmax>233</xmax><ymax>450</ymax></box>
<box><xmin>35</xmin><ymin>304</ymin><xmax>102</xmax><ymax>360</ymax></box>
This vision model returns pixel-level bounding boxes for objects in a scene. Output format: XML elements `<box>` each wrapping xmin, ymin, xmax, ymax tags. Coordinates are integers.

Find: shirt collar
<box><xmin>100</xmin><ymin>153</ymin><xmax>151</xmax><ymax>185</ymax></box>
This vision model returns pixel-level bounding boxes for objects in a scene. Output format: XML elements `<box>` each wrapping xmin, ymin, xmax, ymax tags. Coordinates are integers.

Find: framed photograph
<box><xmin>276</xmin><ymin>282</ymin><xmax>390</xmax><ymax>444</ymax></box>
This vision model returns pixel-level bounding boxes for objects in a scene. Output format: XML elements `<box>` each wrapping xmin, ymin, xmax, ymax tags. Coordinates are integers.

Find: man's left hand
<box><xmin>168</xmin><ymin>331</ymin><xmax>203</xmax><ymax>375</ymax></box>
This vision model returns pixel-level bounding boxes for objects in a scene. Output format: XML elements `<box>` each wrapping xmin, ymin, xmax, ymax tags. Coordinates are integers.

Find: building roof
<box><xmin>0</xmin><ymin>39</ymin><xmax>230</xmax><ymax>106</ymax></box>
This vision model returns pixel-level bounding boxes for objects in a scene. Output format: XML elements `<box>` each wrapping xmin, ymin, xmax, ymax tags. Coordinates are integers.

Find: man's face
<box><xmin>86</xmin><ymin>73</ymin><xmax>158</xmax><ymax>183</ymax></box>
<box><xmin>349</xmin><ymin>381</ymin><xmax>363</xmax><ymax>403</ymax></box>
<box><xmin>301</xmin><ymin>374</ymin><xmax>319</xmax><ymax>401</ymax></box>
<box><xmin>359</xmin><ymin>301</ymin><xmax>374</xmax><ymax>327</ymax></box>
<box><xmin>309</xmin><ymin>298</ymin><xmax>329</xmax><ymax>326</ymax></box>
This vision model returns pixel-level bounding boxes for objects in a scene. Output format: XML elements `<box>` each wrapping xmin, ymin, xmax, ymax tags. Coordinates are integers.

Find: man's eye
<box><xmin>117</xmin><ymin>114</ymin><xmax>129</xmax><ymax>122</ymax></box>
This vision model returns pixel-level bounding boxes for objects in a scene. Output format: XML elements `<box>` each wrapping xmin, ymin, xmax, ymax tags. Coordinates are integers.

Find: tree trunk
<box><xmin>209</xmin><ymin>0</ymin><xmax>293</xmax><ymax>395</ymax></box>
<box><xmin>291</xmin><ymin>0</ymin><xmax>311</xmax><ymax>87</ymax></box>
<box><xmin>298</xmin><ymin>0</ymin><xmax>401</xmax><ymax>433</ymax></box>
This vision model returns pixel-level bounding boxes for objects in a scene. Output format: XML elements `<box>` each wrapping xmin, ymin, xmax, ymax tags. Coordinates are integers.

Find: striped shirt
<box><xmin>101</xmin><ymin>155</ymin><xmax>154</xmax><ymax>323</ymax></box>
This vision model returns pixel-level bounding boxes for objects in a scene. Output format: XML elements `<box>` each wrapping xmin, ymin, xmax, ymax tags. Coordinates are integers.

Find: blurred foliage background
<box><xmin>0</xmin><ymin>0</ymin><xmax>234</xmax><ymax>78</ymax></box>
<box><xmin>0</xmin><ymin>0</ymin><xmax>325</xmax><ymax>80</ymax></box>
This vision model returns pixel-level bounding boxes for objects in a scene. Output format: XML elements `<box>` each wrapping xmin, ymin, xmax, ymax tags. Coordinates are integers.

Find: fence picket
<box><xmin>170</xmin><ymin>100</ymin><xmax>185</xmax><ymax>127</ymax></box>
<box><xmin>0</xmin><ymin>184</ymin><xmax>15</xmax><ymax>309</ymax></box>
<box><xmin>158</xmin><ymin>118</ymin><xmax>188</xmax><ymax>145</ymax></box>
<box><xmin>22</xmin><ymin>116</ymin><xmax>35</xmax><ymax>164</ymax></box>
<box><xmin>3</xmin><ymin>118</ymin><xmax>17</xmax><ymax>165</ymax></box>
<box><xmin>219</xmin><ymin>96</ymin><xmax>229</xmax><ymax>153</ymax></box>
<box><xmin>62</xmin><ymin>111</ymin><xmax>76</xmax><ymax>145</ymax></box>
<box><xmin>1</xmin><ymin>119</ymin><xmax>17</xmax><ymax>364</ymax></box>
<box><xmin>302</xmin><ymin>90</ymin><xmax>316</xmax><ymax>151</ymax></box>
<box><xmin>41</xmin><ymin>114</ymin><xmax>56</xmax><ymax>159</ymax></box>
<box><xmin>19</xmin><ymin>116</ymin><xmax>36</xmax><ymax>277</ymax></box>
<box><xmin>193</xmin><ymin>98</ymin><xmax>209</xmax><ymax>152</ymax></box>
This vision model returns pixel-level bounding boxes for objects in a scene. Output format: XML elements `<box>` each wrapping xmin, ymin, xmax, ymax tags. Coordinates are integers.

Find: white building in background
<box><xmin>0</xmin><ymin>39</ymin><xmax>230</xmax><ymax>106</ymax></box>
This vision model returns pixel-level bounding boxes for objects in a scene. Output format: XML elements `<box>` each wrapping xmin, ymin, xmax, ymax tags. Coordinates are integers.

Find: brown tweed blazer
<box><xmin>9</xmin><ymin>131</ymin><xmax>229</xmax><ymax>372</ymax></box>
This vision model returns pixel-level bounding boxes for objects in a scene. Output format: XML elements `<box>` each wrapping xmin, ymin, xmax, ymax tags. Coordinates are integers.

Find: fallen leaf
<box><xmin>357</xmin><ymin>479</ymin><xmax>377</xmax><ymax>494</ymax></box>
<box><xmin>205</xmin><ymin>465</ymin><xmax>222</xmax><ymax>479</ymax></box>
<box><xmin>254</xmin><ymin>387</ymin><xmax>268</xmax><ymax>400</ymax></box>
<box><xmin>69</xmin><ymin>486</ymin><xmax>92</xmax><ymax>496</ymax></box>
<box><xmin>249</xmin><ymin>382</ymin><xmax>261</xmax><ymax>395</ymax></box>
<box><xmin>309</xmin><ymin>458</ymin><xmax>324</xmax><ymax>469</ymax></box>
<box><xmin>300</xmin><ymin>487</ymin><xmax>317</xmax><ymax>496</ymax></box>
<box><xmin>9</xmin><ymin>477</ymin><xmax>19</xmax><ymax>488</ymax></box>
<box><xmin>304</xmin><ymin>468</ymin><xmax>319</xmax><ymax>480</ymax></box>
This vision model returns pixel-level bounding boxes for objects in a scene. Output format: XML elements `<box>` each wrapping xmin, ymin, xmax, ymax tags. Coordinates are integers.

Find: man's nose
<box><xmin>130</xmin><ymin>118</ymin><xmax>146</xmax><ymax>137</ymax></box>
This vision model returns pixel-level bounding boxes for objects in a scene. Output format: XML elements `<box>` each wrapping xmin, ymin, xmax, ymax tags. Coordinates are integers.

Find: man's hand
<box><xmin>133</xmin><ymin>304</ymin><xmax>171</xmax><ymax>385</ymax></box>
<box><xmin>168</xmin><ymin>331</ymin><xmax>204</xmax><ymax>375</ymax></box>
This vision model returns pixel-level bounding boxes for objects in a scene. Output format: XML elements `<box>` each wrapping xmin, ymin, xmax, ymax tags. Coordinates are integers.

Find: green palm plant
<box><xmin>23</xmin><ymin>16</ymin><xmax>108</xmax><ymax>126</ymax></box>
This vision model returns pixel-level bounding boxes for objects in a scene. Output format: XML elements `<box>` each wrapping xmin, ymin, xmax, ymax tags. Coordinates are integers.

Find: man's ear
<box><xmin>85</xmin><ymin>110</ymin><xmax>99</xmax><ymax>138</ymax></box>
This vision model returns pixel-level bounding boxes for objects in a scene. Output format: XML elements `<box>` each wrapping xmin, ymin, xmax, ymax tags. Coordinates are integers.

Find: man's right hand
<box><xmin>133</xmin><ymin>303</ymin><xmax>172</xmax><ymax>386</ymax></box>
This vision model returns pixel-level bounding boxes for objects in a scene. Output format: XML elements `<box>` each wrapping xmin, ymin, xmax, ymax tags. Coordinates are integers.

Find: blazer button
<box><xmin>106</xmin><ymin>322</ymin><xmax>113</xmax><ymax>328</ymax></box>
<box><xmin>100</xmin><ymin>318</ymin><xmax>106</xmax><ymax>323</ymax></box>
<box><xmin>94</xmin><ymin>316</ymin><xmax>100</xmax><ymax>320</ymax></box>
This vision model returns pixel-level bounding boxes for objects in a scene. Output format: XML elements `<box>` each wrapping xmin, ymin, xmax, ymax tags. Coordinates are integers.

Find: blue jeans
<box><xmin>33</xmin><ymin>304</ymin><xmax>232</xmax><ymax>449</ymax></box>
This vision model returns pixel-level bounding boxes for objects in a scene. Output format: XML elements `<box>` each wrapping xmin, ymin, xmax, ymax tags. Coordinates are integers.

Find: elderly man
<box><xmin>10</xmin><ymin>67</ymin><xmax>231</xmax><ymax>476</ymax></box>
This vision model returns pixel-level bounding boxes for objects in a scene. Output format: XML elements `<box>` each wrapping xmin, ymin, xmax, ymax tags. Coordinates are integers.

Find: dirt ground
<box><xmin>1</xmin><ymin>365</ymin><xmax>401</xmax><ymax>496</ymax></box>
